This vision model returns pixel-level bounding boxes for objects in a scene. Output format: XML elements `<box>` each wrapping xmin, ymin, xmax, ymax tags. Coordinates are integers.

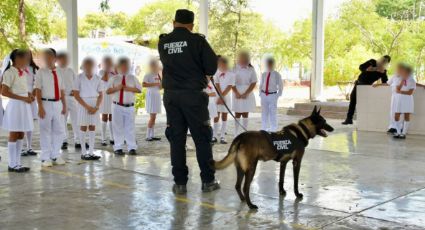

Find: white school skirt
<box><xmin>78</xmin><ymin>97</ymin><xmax>99</xmax><ymax>126</ymax></box>
<box><xmin>208</xmin><ymin>96</ymin><xmax>218</xmax><ymax>119</ymax></box>
<box><xmin>145</xmin><ymin>89</ymin><xmax>162</xmax><ymax>114</ymax></box>
<box><xmin>30</xmin><ymin>101</ymin><xmax>38</xmax><ymax>120</ymax></box>
<box><xmin>394</xmin><ymin>94</ymin><xmax>414</xmax><ymax>113</ymax></box>
<box><xmin>100</xmin><ymin>91</ymin><xmax>113</xmax><ymax>114</ymax></box>
<box><xmin>217</xmin><ymin>94</ymin><xmax>232</xmax><ymax>113</ymax></box>
<box><xmin>2</xmin><ymin>97</ymin><xmax>34</xmax><ymax>132</ymax></box>
<box><xmin>232</xmin><ymin>85</ymin><xmax>256</xmax><ymax>113</ymax></box>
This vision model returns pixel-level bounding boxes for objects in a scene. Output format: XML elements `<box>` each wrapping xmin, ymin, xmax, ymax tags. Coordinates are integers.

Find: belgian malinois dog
<box><xmin>212</xmin><ymin>106</ymin><xmax>334</xmax><ymax>209</ymax></box>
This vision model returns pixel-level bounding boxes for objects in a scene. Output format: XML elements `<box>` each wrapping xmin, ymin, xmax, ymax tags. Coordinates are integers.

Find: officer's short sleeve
<box><xmin>200</xmin><ymin>38</ymin><xmax>218</xmax><ymax>76</ymax></box>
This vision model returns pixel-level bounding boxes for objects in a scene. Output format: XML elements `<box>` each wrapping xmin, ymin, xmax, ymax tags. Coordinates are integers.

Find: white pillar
<box><xmin>199</xmin><ymin>0</ymin><xmax>209</xmax><ymax>38</ymax></box>
<box><xmin>311</xmin><ymin>0</ymin><xmax>325</xmax><ymax>101</ymax></box>
<box><xmin>58</xmin><ymin>0</ymin><xmax>79</xmax><ymax>72</ymax></box>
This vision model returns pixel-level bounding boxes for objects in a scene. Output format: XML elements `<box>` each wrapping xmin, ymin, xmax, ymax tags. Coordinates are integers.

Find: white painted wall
<box><xmin>357</xmin><ymin>86</ymin><xmax>425</xmax><ymax>135</ymax></box>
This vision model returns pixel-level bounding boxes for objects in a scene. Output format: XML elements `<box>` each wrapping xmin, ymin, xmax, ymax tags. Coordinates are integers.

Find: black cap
<box><xmin>175</xmin><ymin>9</ymin><xmax>194</xmax><ymax>24</ymax></box>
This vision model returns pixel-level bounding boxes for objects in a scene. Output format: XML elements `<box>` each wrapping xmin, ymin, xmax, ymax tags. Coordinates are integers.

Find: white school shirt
<box><xmin>234</xmin><ymin>65</ymin><xmax>257</xmax><ymax>86</ymax></box>
<box><xmin>2</xmin><ymin>66</ymin><xmax>29</xmax><ymax>95</ymax></box>
<box><xmin>73</xmin><ymin>73</ymin><xmax>103</xmax><ymax>98</ymax></box>
<box><xmin>35</xmin><ymin>68</ymin><xmax>66</xmax><ymax>99</ymax></box>
<box><xmin>143</xmin><ymin>73</ymin><xmax>161</xmax><ymax>92</ymax></box>
<box><xmin>213</xmin><ymin>70</ymin><xmax>236</xmax><ymax>93</ymax></box>
<box><xmin>57</xmin><ymin>67</ymin><xmax>76</xmax><ymax>96</ymax></box>
<box><xmin>259</xmin><ymin>70</ymin><xmax>284</xmax><ymax>96</ymax></box>
<box><xmin>390</xmin><ymin>76</ymin><xmax>416</xmax><ymax>92</ymax></box>
<box><xmin>108</xmin><ymin>74</ymin><xmax>141</xmax><ymax>104</ymax></box>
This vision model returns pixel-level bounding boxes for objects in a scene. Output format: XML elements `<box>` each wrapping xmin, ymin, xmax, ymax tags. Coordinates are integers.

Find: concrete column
<box><xmin>58</xmin><ymin>0</ymin><xmax>79</xmax><ymax>72</ymax></box>
<box><xmin>199</xmin><ymin>0</ymin><xmax>209</xmax><ymax>38</ymax></box>
<box><xmin>311</xmin><ymin>0</ymin><xmax>325</xmax><ymax>101</ymax></box>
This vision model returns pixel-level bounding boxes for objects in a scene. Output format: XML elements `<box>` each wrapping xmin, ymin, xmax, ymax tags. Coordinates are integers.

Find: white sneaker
<box><xmin>52</xmin><ymin>157</ymin><xmax>66</xmax><ymax>165</ymax></box>
<box><xmin>41</xmin><ymin>160</ymin><xmax>53</xmax><ymax>167</ymax></box>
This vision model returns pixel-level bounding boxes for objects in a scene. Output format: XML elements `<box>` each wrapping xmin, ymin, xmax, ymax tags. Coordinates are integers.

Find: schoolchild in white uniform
<box><xmin>73</xmin><ymin>58</ymin><xmax>103</xmax><ymax>160</ymax></box>
<box><xmin>99</xmin><ymin>56</ymin><xmax>116</xmax><ymax>146</ymax></box>
<box><xmin>373</xmin><ymin>63</ymin><xmax>403</xmax><ymax>134</ymax></box>
<box><xmin>393</xmin><ymin>64</ymin><xmax>416</xmax><ymax>139</ymax></box>
<box><xmin>57</xmin><ymin>52</ymin><xmax>79</xmax><ymax>149</ymax></box>
<box><xmin>35</xmin><ymin>49</ymin><xmax>67</xmax><ymax>167</ymax></box>
<box><xmin>232</xmin><ymin>51</ymin><xmax>257</xmax><ymax>136</ymax></box>
<box><xmin>21</xmin><ymin>51</ymin><xmax>39</xmax><ymax>156</ymax></box>
<box><xmin>212</xmin><ymin>56</ymin><xmax>235</xmax><ymax>144</ymax></box>
<box><xmin>107</xmin><ymin>57</ymin><xmax>141</xmax><ymax>155</ymax></box>
<box><xmin>143</xmin><ymin>59</ymin><xmax>162</xmax><ymax>142</ymax></box>
<box><xmin>259</xmin><ymin>57</ymin><xmax>283</xmax><ymax>132</ymax></box>
<box><xmin>205</xmin><ymin>79</ymin><xmax>218</xmax><ymax>137</ymax></box>
<box><xmin>1</xmin><ymin>49</ymin><xmax>35</xmax><ymax>172</ymax></box>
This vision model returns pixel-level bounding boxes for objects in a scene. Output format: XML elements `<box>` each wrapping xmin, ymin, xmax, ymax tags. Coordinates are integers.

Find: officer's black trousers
<box><xmin>163</xmin><ymin>90</ymin><xmax>215</xmax><ymax>185</ymax></box>
<box><xmin>346</xmin><ymin>84</ymin><xmax>357</xmax><ymax>121</ymax></box>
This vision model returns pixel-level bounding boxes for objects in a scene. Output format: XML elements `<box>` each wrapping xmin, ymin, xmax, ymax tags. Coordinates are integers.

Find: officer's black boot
<box><xmin>202</xmin><ymin>180</ymin><xmax>220</xmax><ymax>192</ymax></box>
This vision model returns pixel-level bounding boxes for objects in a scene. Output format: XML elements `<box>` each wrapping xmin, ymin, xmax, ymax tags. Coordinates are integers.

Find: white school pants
<box><xmin>39</xmin><ymin>101</ymin><xmax>65</xmax><ymax>161</ymax></box>
<box><xmin>112</xmin><ymin>104</ymin><xmax>137</xmax><ymax>151</ymax></box>
<box><xmin>64</xmin><ymin>96</ymin><xmax>79</xmax><ymax>143</ymax></box>
<box><xmin>260</xmin><ymin>92</ymin><xmax>279</xmax><ymax>132</ymax></box>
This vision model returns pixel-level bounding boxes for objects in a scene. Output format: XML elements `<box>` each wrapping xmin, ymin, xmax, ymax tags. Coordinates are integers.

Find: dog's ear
<box><xmin>317</xmin><ymin>107</ymin><xmax>321</xmax><ymax>115</ymax></box>
<box><xmin>312</xmin><ymin>105</ymin><xmax>318</xmax><ymax>116</ymax></box>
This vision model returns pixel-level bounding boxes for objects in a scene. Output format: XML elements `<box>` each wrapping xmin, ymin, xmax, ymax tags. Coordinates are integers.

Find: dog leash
<box><xmin>210</xmin><ymin>77</ymin><xmax>247</xmax><ymax>132</ymax></box>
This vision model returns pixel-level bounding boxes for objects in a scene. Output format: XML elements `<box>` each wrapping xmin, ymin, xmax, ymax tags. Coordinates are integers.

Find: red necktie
<box><xmin>52</xmin><ymin>69</ymin><xmax>60</xmax><ymax>100</ymax></box>
<box><xmin>24</xmin><ymin>68</ymin><xmax>29</xmax><ymax>74</ymax></box>
<box><xmin>119</xmin><ymin>75</ymin><xmax>126</xmax><ymax>104</ymax></box>
<box><xmin>18</xmin><ymin>69</ymin><xmax>24</xmax><ymax>77</ymax></box>
<box><xmin>265</xmin><ymin>72</ymin><xmax>271</xmax><ymax>96</ymax></box>
<box><xmin>219</xmin><ymin>72</ymin><xmax>225</xmax><ymax>78</ymax></box>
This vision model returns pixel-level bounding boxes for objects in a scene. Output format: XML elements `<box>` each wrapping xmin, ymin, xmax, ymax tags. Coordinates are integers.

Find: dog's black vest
<box><xmin>261</xmin><ymin>126</ymin><xmax>308</xmax><ymax>161</ymax></box>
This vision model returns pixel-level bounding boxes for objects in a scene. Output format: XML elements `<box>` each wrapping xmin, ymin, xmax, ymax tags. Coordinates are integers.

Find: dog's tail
<box><xmin>212</xmin><ymin>135</ymin><xmax>242</xmax><ymax>170</ymax></box>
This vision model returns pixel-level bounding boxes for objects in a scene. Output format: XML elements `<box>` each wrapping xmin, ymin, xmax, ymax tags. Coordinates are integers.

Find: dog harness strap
<box><xmin>285</xmin><ymin>125</ymin><xmax>308</xmax><ymax>147</ymax></box>
<box><xmin>298</xmin><ymin>122</ymin><xmax>312</xmax><ymax>139</ymax></box>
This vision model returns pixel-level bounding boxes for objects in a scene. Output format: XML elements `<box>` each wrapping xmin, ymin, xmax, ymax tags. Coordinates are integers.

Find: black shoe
<box><xmin>81</xmin><ymin>154</ymin><xmax>100</xmax><ymax>160</ymax></box>
<box><xmin>172</xmin><ymin>184</ymin><xmax>187</xmax><ymax>195</ymax></box>
<box><xmin>75</xmin><ymin>143</ymin><xmax>82</xmax><ymax>149</ymax></box>
<box><xmin>387</xmin><ymin>128</ymin><xmax>397</xmax><ymax>134</ymax></box>
<box><xmin>21</xmin><ymin>150</ymin><xmax>29</xmax><ymax>157</ymax></box>
<box><xmin>101</xmin><ymin>141</ymin><xmax>107</xmax><ymax>147</ymax></box>
<box><xmin>110</xmin><ymin>140</ymin><xmax>115</xmax><ymax>145</ymax></box>
<box><xmin>61</xmin><ymin>142</ymin><xmax>68</xmax><ymax>150</ymax></box>
<box><xmin>114</xmin><ymin>149</ymin><xmax>124</xmax><ymax>156</ymax></box>
<box><xmin>27</xmin><ymin>149</ymin><xmax>37</xmax><ymax>156</ymax></box>
<box><xmin>85</xmin><ymin>143</ymin><xmax>89</xmax><ymax>149</ymax></box>
<box><xmin>220</xmin><ymin>139</ymin><xmax>227</xmax><ymax>144</ymax></box>
<box><xmin>128</xmin><ymin>149</ymin><xmax>137</xmax><ymax>155</ymax></box>
<box><xmin>342</xmin><ymin>119</ymin><xmax>353</xmax><ymax>125</ymax></box>
<box><xmin>394</xmin><ymin>134</ymin><xmax>406</xmax><ymax>139</ymax></box>
<box><xmin>9</xmin><ymin>166</ymin><xmax>30</xmax><ymax>173</ymax></box>
<box><xmin>211</xmin><ymin>137</ymin><xmax>218</xmax><ymax>144</ymax></box>
<box><xmin>151</xmin><ymin>137</ymin><xmax>161</xmax><ymax>141</ymax></box>
<box><xmin>145</xmin><ymin>138</ymin><xmax>154</xmax><ymax>142</ymax></box>
<box><xmin>202</xmin><ymin>180</ymin><xmax>220</xmax><ymax>192</ymax></box>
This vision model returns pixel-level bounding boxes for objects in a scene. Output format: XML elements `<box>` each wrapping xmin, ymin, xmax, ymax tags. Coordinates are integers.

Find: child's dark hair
<box><xmin>218</xmin><ymin>55</ymin><xmax>228</xmax><ymax>65</ymax></box>
<box><xmin>117</xmin><ymin>57</ymin><xmax>130</xmax><ymax>66</ymax></box>
<box><xmin>43</xmin><ymin>48</ymin><xmax>57</xmax><ymax>57</ymax></box>
<box><xmin>57</xmin><ymin>52</ymin><xmax>68</xmax><ymax>59</ymax></box>
<box><xmin>4</xmin><ymin>49</ymin><xmax>28</xmax><ymax>72</ymax></box>
<box><xmin>266</xmin><ymin>57</ymin><xmax>275</xmax><ymax>66</ymax></box>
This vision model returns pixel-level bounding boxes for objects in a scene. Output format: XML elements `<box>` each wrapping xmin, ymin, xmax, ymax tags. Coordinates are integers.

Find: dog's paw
<box><xmin>279</xmin><ymin>189</ymin><xmax>287</xmax><ymax>196</ymax></box>
<box><xmin>248</xmin><ymin>204</ymin><xmax>258</xmax><ymax>210</ymax></box>
<box><xmin>295</xmin><ymin>193</ymin><xmax>304</xmax><ymax>199</ymax></box>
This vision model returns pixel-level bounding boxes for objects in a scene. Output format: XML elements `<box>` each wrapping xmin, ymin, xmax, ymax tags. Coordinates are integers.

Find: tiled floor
<box><xmin>0</xmin><ymin>114</ymin><xmax>424</xmax><ymax>229</ymax></box>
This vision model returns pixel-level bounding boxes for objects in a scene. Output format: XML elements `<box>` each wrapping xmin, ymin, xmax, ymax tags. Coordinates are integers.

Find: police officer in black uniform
<box><xmin>158</xmin><ymin>9</ymin><xmax>220</xmax><ymax>194</ymax></box>
<box><xmin>342</xmin><ymin>55</ymin><xmax>391</xmax><ymax>125</ymax></box>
